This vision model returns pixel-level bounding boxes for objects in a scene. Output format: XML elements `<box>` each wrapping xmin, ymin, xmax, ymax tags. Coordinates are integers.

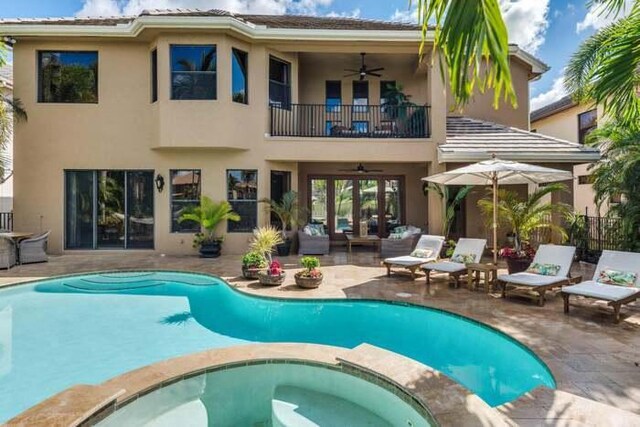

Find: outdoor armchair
<box><xmin>423</xmin><ymin>238</ymin><xmax>487</xmax><ymax>288</ymax></box>
<box><xmin>382</xmin><ymin>235</ymin><xmax>445</xmax><ymax>279</ymax></box>
<box><xmin>18</xmin><ymin>231</ymin><xmax>50</xmax><ymax>264</ymax></box>
<box><xmin>561</xmin><ymin>250</ymin><xmax>640</xmax><ymax>323</ymax></box>
<box><xmin>0</xmin><ymin>235</ymin><xmax>16</xmax><ymax>269</ymax></box>
<box><xmin>297</xmin><ymin>229</ymin><xmax>330</xmax><ymax>255</ymax></box>
<box><xmin>498</xmin><ymin>244</ymin><xmax>577</xmax><ymax>306</ymax></box>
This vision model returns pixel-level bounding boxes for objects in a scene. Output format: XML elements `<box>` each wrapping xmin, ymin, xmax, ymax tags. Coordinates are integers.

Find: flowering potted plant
<box><xmin>249</xmin><ymin>226</ymin><xmax>286</xmax><ymax>286</ymax></box>
<box><xmin>260</xmin><ymin>259</ymin><xmax>286</xmax><ymax>286</ymax></box>
<box><xmin>294</xmin><ymin>256</ymin><xmax>323</xmax><ymax>289</ymax></box>
<box><xmin>499</xmin><ymin>244</ymin><xmax>536</xmax><ymax>274</ymax></box>
<box><xmin>241</xmin><ymin>251</ymin><xmax>267</xmax><ymax>280</ymax></box>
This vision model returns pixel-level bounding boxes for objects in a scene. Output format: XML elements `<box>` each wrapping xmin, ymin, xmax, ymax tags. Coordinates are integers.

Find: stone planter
<box><xmin>242</xmin><ymin>266</ymin><xmax>265</xmax><ymax>280</ymax></box>
<box><xmin>294</xmin><ymin>272</ymin><xmax>323</xmax><ymax>289</ymax></box>
<box><xmin>258</xmin><ymin>271</ymin><xmax>286</xmax><ymax>286</ymax></box>
<box><xmin>506</xmin><ymin>258</ymin><xmax>532</xmax><ymax>274</ymax></box>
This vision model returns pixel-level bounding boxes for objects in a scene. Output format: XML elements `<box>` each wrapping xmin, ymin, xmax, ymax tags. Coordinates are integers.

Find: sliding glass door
<box><xmin>65</xmin><ymin>170</ymin><xmax>154</xmax><ymax>249</ymax></box>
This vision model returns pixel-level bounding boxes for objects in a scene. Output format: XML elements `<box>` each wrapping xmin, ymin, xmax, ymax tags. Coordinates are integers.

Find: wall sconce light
<box><xmin>155</xmin><ymin>174</ymin><xmax>165</xmax><ymax>193</ymax></box>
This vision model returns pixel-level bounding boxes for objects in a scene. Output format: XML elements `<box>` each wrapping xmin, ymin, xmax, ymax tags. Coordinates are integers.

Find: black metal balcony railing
<box><xmin>270</xmin><ymin>104</ymin><xmax>430</xmax><ymax>138</ymax></box>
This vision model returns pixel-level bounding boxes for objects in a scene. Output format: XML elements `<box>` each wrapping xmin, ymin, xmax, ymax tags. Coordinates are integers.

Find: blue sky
<box><xmin>0</xmin><ymin>0</ymin><xmax>618</xmax><ymax>110</ymax></box>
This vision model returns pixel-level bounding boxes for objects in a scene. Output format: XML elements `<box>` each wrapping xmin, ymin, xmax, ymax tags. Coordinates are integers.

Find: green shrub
<box><xmin>242</xmin><ymin>251</ymin><xmax>267</xmax><ymax>268</ymax></box>
<box><xmin>300</xmin><ymin>256</ymin><xmax>320</xmax><ymax>271</ymax></box>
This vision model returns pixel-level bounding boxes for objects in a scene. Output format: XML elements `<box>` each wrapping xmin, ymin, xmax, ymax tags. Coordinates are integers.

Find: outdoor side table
<box><xmin>467</xmin><ymin>263</ymin><xmax>498</xmax><ymax>293</ymax></box>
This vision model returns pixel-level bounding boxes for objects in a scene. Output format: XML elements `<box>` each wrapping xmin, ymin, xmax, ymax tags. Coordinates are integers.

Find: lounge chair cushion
<box><xmin>499</xmin><ymin>272</ymin><xmax>567</xmax><ymax>287</ymax></box>
<box><xmin>410</xmin><ymin>248</ymin><xmax>433</xmax><ymax>259</ymax></box>
<box><xmin>384</xmin><ymin>255</ymin><xmax>436</xmax><ymax>266</ymax></box>
<box><xmin>423</xmin><ymin>261</ymin><xmax>466</xmax><ymax>273</ymax></box>
<box><xmin>596</xmin><ymin>269</ymin><xmax>637</xmax><ymax>287</ymax></box>
<box><xmin>562</xmin><ymin>280</ymin><xmax>640</xmax><ymax>302</ymax></box>
<box><xmin>451</xmin><ymin>253</ymin><xmax>476</xmax><ymax>264</ymax></box>
<box><xmin>526</xmin><ymin>263</ymin><xmax>562</xmax><ymax>276</ymax></box>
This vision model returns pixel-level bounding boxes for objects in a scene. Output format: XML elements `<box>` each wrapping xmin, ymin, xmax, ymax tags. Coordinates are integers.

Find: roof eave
<box><xmin>437</xmin><ymin>150</ymin><xmax>601</xmax><ymax>164</ymax></box>
<box><xmin>508</xmin><ymin>45</ymin><xmax>549</xmax><ymax>77</ymax></box>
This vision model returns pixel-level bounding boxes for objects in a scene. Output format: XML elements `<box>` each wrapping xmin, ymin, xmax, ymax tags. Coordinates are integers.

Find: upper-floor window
<box><xmin>170</xmin><ymin>169</ymin><xmax>201</xmax><ymax>233</ymax></box>
<box><xmin>232</xmin><ymin>48</ymin><xmax>248</xmax><ymax>104</ymax></box>
<box><xmin>325</xmin><ymin>81</ymin><xmax>341</xmax><ymax>112</ymax></box>
<box><xmin>269</xmin><ymin>56</ymin><xmax>291</xmax><ymax>109</ymax></box>
<box><xmin>578</xmin><ymin>109</ymin><xmax>597</xmax><ymax>144</ymax></box>
<box><xmin>170</xmin><ymin>45</ymin><xmax>217</xmax><ymax>100</ymax></box>
<box><xmin>38</xmin><ymin>51</ymin><xmax>98</xmax><ymax>103</ymax></box>
<box><xmin>151</xmin><ymin>49</ymin><xmax>158</xmax><ymax>103</ymax></box>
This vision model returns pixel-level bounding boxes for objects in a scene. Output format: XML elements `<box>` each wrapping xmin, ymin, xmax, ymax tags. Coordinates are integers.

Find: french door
<box><xmin>65</xmin><ymin>170</ymin><xmax>154</xmax><ymax>249</ymax></box>
<box><xmin>308</xmin><ymin>175</ymin><xmax>404</xmax><ymax>239</ymax></box>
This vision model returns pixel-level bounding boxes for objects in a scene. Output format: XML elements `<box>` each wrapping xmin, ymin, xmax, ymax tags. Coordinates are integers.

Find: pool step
<box><xmin>272</xmin><ymin>385</ymin><xmax>392</xmax><ymax>427</ymax></box>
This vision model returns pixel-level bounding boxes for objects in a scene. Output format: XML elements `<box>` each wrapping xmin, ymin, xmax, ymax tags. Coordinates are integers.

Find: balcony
<box><xmin>270</xmin><ymin>104</ymin><xmax>430</xmax><ymax>139</ymax></box>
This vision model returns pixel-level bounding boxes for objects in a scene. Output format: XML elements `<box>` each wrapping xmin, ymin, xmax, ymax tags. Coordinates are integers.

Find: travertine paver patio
<box><xmin>1</xmin><ymin>251</ymin><xmax>639</xmax><ymax>425</ymax></box>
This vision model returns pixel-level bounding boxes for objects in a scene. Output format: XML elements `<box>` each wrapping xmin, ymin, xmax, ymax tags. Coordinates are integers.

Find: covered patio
<box><xmin>1</xmin><ymin>251</ymin><xmax>638</xmax><ymax>425</ymax></box>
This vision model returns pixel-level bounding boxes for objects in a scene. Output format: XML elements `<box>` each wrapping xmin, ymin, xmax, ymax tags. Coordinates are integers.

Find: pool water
<box><xmin>0</xmin><ymin>272</ymin><xmax>555</xmax><ymax>421</ymax></box>
<box><xmin>96</xmin><ymin>363</ymin><xmax>435</xmax><ymax>427</ymax></box>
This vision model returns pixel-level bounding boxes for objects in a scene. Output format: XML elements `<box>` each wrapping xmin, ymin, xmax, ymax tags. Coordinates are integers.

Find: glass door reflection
<box><xmin>358</xmin><ymin>179</ymin><xmax>378</xmax><ymax>236</ymax></box>
<box><xmin>126</xmin><ymin>171</ymin><xmax>154</xmax><ymax>249</ymax></box>
<box><xmin>334</xmin><ymin>179</ymin><xmax>353</xmax><ymax>235</ymax></box>
<box><xmin>384</xmin><ymin>179</ymin><xmax>402</xmax><ymax>236</ymax></box>
<box><xmin>97</xmin><ymin>171</ymin><xmax>125</xmax><ymax>248</ymax></box>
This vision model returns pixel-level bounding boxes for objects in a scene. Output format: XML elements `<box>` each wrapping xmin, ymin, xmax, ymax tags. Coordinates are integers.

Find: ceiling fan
<box><xmin>343</xmin><ymin>53</ymin><xmax>385</xmax><ymax>81</ymax></box>
<box><xmin>338</xmin><ymin>163</ymin><xmax>383</xmax><ymax>174</ymax></box>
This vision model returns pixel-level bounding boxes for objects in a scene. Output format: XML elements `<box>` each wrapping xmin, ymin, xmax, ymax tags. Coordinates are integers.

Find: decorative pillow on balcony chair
<box><xmin>597</xmin><ymin>269</ymin><xmax>638</xmax><ymax>287</ymax></box>
<box><xmin>410</xmin><ymin>248</ymin><xmax>433</xmax><ymax>259</ymax></box>
<box><xmin>451</xmin><ymin>253</ymin><xmax>476</xmax><ymax>264</ymax></box>
<box><xmin>526</xmin><ymin>263</ymin><xmax>561</xmax><ymax>276</ymax></box>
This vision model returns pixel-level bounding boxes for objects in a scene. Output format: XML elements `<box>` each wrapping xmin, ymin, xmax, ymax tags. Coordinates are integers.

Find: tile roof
<box><xmin>0</xmin><ymin>9</ymin><xmax>420</xmax><ymax>31</ymax></box>
<box><xmin>441</xmin><ymin>116</ymin><xmax>599</xmax><ymax>162</ymax></box>
<box><xmin>530</xmin><ymin>96</ymin><xmax>577</xmax><ymax>122</ymax></box>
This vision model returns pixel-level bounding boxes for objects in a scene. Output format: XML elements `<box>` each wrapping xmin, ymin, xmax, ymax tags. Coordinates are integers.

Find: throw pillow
<box><xmin>394</xmin><ymin>226</ymin><xmax>408</xmax><ymax>234</ymax></box>
<box><xmin>303</xmin><ymin>225</ymin><xmax>314</xmax><ymax>236</ymax></box>
<box><xmin>388</xmin><ymin>233</ymin><xmax>403</xmax><ymax>240</ymax></box>
<box><xmin>410</xmin><ymin>248</ymin><xmax>433</xmax><ymax>259</ymax></box>
<box><xmin>451</xmin><ymin>253</ymin><xmax>476</xmax><ymax>264</ymax></box>
<box><xmin>526</xmin><ymin>263</ymin><xmax>561</xmax><ymax>276</ymax></box>
<box><xmin>597</xmin><ymin>269</ymin><xmax>637</xmax><ymax>287</ymax></box>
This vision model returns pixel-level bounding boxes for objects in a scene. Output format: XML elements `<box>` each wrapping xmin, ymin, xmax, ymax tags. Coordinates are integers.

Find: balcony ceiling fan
<box><xmin>338</xmin><ymin>163</ymin><xmax>383</xmax><ymax>174</ymax></box>
<box><xmin>343</xmin><ymin>53</ymin><xmax>384</xmax><ymax>81</ymax></box>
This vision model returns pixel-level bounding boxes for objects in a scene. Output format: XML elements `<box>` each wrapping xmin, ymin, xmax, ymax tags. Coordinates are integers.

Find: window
<box><xmin>578</xmin><ymin>175</ymin><xmax>595</xmax><ymax>185</ymax></box>
<box><xmin>151</xmin><ymin>49</ymin><xmax>158</xmax><ymax>103</ymax></box>
<box><xmin>38</xmin><ymin>51</ymin><xmax>98</xmax><ymax>103</ymax></box>
<box><xmin>325</xmin><ymin>80</ymin><xmax>341</xmax><ymax>112</ymax></box>
<box><xmin>170</xmin><ymin>170</ymin><xmax>201</xmax><ymax>232</ymax></box>
<box><xmin>380</xmin><ymin>80</ymin><xmax>396</xmax><ymax>105</ymax></box>
<box><xmin>227</xmin><ymin>169</ymin><xmax>257</xmax><ymax>232</ymax></box>
<box><xmin>352</xmin><ymin>81</ymin><xmax>369</xmax><ymax>111</ymax></box>
<box><xmin>170</xmin><ymin>45</ymin><xmax>217</xmax><ymax>100</ymax></box>
<box><xmin>578</xmin><ymin>109</ymin><xmax>597</xmax><ymax>144</ymax></box>
<box><xmin>269</xmin><ymin>56</ymin><xmax>291</xmax><ymax>109</ymax></box>
<box><xmin>232</xmin><ymin>48</ymin><xmax>248</xmax><ymax>104</ymax></box>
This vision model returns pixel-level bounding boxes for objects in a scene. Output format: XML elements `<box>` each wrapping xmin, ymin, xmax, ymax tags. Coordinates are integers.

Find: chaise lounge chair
<box><xmin>498</xmin><ymin>244</ymin><xmax>577</xmax><ymax>306</ymax></box>
<box><xmin>423</xmin><ymin>238</ymin><xmax>487</xmax><ymax>288</ymax></box>
<box><xmin>382</xmin><ymin>235</ymin><xmax>444</xmax><ymax>279</ymax></box>
<box><xmin>561</xmin><ymin>250</ymin><xmax>640</xmax><ymax>323</ymax></box>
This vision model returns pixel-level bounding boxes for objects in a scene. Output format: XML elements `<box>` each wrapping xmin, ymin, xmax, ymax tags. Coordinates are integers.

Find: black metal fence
<box><xmin>568</xmin><ymin>214</ymin><xmax>623</xmax><ymax>262</ymax></box>
<box><xmin>270</xmin><ymin>104</ymin><xmax>430</xmax><ymax>138</ymax></box>
<box><xmin>0</xmin><ymin>212</ymin><xmax>12</xmax><ymax>231</ymax></box>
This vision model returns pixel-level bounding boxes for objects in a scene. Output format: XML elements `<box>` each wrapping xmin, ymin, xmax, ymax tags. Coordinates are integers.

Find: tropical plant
<box><xmin>249</xmin><ymin>225</ymin><xmax>284</xmax><ymax>263</ymax></box>
<box><xmin>565</xmin><ymin>211</ymin><xmax>588</xmax><ymax>255</ymax></box>
<box><xmin>259</xmin><ymin>191</ymin><xmax>306</xmax><ymax>239</ymax></box>
<box><xmin>0</xmin><ymin>46</ymin><xmax>27</xmax><ymax>183</ymax></box>
<box><xmin>178</xmin><ymin>197</ymin><xmax>240</xmax><ymax>246</ymax></box>
<box><xmin>299</xmin><ymin>256</ymin><xmax>322</xmax><ymax>278</ymax></box>
<box><xmin>424</xmin><ymin>184</ymin><xmax>474</xmax><ymax>237</ymax></box>
<box><xmin>477</xmin><ymin>183</ymin><xmax>569</xmax><ymax>251</ymax></box>
<box><xmin>565</xmin><ymin>1</ymin><xmax>640</xmax><ymax>126</ymax></box>
<box><xmin>586</xmin><ymin>121</ymin><xmax>640</xmax><ymax>251</ymax></box>
<box><xmin>241</xmin><ymin>251</ymin><xmax>267</xmax><ymax>268</ymax></box>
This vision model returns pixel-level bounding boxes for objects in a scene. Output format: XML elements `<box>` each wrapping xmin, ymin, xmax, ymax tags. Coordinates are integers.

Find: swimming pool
<box><xmin>0</xmin><ymin>271</ymin><xmax>554</xmax><ymax>421</ymax></box>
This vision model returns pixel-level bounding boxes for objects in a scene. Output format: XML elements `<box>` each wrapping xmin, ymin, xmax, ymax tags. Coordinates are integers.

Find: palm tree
<box><xmin>0</xmin><ymin>46</ymin><xmax>27</xmax><ymax>183</ymax></box>
<box><xmin>477</xmin><ymin>183</ymin><xmax>569</xmax><ymax>251</ymax></box>
<box><xmin>586</xmin><ymin>121</ymin><xmax>640</xmax><ymax>251</ymax></box>
<box><xmin>259</xmin><ymin>191</ymin><xmax>307</xmax><ymax>240</ymax></box>
<box><xmin>410</xmin><ymin>0</ymin><xmax>633</xmax><ymax>114</ymax></box>
<box><xmin>564</xmin><ymin>1</ymin><xmax>640</xmax><ymax>126</ymax></box>
<box><xmin>424</xmin><ymin>183</ymin><xmax>473</xmax><ymax>237</ymax></box>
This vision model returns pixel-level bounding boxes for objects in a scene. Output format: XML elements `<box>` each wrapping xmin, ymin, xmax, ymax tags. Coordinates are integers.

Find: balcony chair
<box><xmin>18</xmin><ymin>231</ymin><xmax>50</xmax><ymax>264</ymax></box>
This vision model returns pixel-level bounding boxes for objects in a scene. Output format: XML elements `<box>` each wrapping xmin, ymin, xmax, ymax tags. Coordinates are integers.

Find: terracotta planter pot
<box><xmin>506</xmin><ymin>258</ymin><xmax>532</xmax><ymax>274</ymax></box>
<box><xmin>257</xmin><ymin>271</ymin><xmax>286</xmax><ymax>286</ymax></box>
<box><xmin>241</xmin><ymin>266</ymin><xmax>265</xmax><ymax>280</ymax></box>
<box><xmin>294</xmin><ymin>272</ymin><xmax>323</xmax><ymax>289</ymax></box>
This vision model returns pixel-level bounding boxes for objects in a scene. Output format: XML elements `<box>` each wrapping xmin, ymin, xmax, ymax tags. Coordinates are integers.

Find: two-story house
<box><xmin>1</xmin><ymin>9</ymin><xmax>599</xmax><ymax>255</ymax></box>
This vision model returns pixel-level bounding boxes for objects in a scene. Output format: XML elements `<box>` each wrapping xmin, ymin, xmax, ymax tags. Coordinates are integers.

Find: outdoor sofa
<box><xmin>19</xmin><ymin>231</ymin><xmax>50</xmax><ymax>264</ymax></box>
<box><xmin>298</xmin><ymin>225</ymin><xmax>330</xmax><ymax>255</ymax></box>
<box><xmin>561</xmin><ymin>249</ymin><xmax>640</xmax><ymax>323</ymax></box>
<box><xmin>498</xmin><ymin>244</ymin><xmax>577</xmax><ymax>306</ymax></box>
<box><xmin>382</xmin><ymin>234</ymin><xmax>444</xmax><ymax>279</ymax></box>
<box><xmin>423</xmin><ymin>238</ymin><xmax>487</xmax><ymax>288</ymax></box>
<box><xmin>380</xmin><ymin>225</ymin><xmax>422</xmax><ymax>258</ymax></box>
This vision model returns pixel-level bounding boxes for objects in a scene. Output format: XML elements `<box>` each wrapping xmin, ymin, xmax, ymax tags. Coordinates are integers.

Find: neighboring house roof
<box><xmin>0</xmin><ymin>64</ymin><xmax>12</xmax><ymax>90</ymax></box>
<box><xmin>441</xmin><ymin>116</ymin><xmax>600</xmax><ymax>163</ymax></box>
<box><xmin>530</xmin><ymin>96</ymin><xmax>577</xmax><ymax>122</ymax></box>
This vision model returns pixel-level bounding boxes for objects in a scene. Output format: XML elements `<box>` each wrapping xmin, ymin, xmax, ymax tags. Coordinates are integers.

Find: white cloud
<box><xmin>530</xmin><ymin>75</ymin><xmax>567</xmax><ymax>111</ymax></box>
<box><xmin>325</xmin><ymin>8</ymin><xmax>361</xmax><ymax>19</ymax></box>
<box><xmin>390</xmin><ymin>5</ymin><xmax>418</xmax><ymax>23</ymax></box>
<box><xmin>576</xmin><ymin>0</ymin><xmax>634</xmax><ymax>32</ymax></box>
<box><xmin>76</xmin><ymin>0</ymin><xmax>334</xmax><ymax>17</ymax></box>
<box><xmin>499</xmin><ymin>0</ymin><xmax>549</xmax><ymax>53</ymax></box>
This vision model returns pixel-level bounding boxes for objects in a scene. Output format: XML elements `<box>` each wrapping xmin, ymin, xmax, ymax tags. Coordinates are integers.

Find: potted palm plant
<box><xmin>249</xmin><ymin>226</ymin><xmax>286</xmax><ymax>286</ymax></box>
<box><xmin>294</xmin><ymin>256</ymin><xmax>323</xmax><ymax>288</ymax></box>
<box><xmin>478</xmin><ymin>183</ymin><xmax>569</xmax><ymax>273</ymax></box>
<box><xmin>259</xmin><ymin>191</ymin><xmax>305</xmax><ymax>256</ymax></box>
<box><xmin>178</xmin><ymin>197</ymin><xmax>240</xmax><ymax>258</ymax></box>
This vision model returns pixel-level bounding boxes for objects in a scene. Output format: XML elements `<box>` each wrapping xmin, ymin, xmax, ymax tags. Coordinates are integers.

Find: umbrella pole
<box><xmin>492</xmin><ymin>175</ymin><xmax>498</xmax><ymax>265</ymax></box>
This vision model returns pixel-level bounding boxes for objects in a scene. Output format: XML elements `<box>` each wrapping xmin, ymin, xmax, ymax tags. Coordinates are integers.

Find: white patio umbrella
<box><xmin>422</xmin><ymin>156</ymin><xmax>573</xmax><ymax>264</ymax></box>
